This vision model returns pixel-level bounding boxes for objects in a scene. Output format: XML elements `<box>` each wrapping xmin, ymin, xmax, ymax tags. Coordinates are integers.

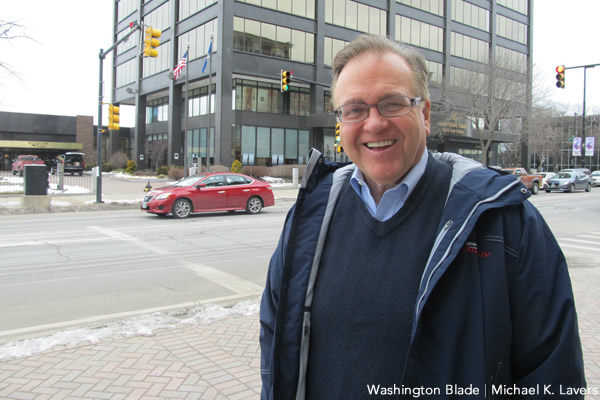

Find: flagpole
<box><xmin>183</xmin><ymin>43</ymin><xmax>190</xmax><ymax>175</ymax></box>
<box><xmin>206</xmin><ymin>33</ymin><xmax>213</xmax><ymax>173</ymax></box>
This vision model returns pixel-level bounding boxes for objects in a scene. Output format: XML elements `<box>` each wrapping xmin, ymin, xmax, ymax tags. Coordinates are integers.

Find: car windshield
<box><xmin>172</xmin><ymin>175</ymin><xmax>206</xmax><ymax>187</ymax></box>
<box><xmin>557</xmin><ymin>173</ymin><xmax>572</xmax><ymax>179</ymax></box>
<box><xmin>592</xmin><ymin>171</ymin><xmax>600</xmax><ymax>176</ymax></box>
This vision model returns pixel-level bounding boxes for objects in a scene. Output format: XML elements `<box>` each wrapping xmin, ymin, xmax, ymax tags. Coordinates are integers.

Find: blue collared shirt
<box><xmin>350</xmin><ymin>149</ymin><xmax>428</xmax><ymax>222</ymax></box>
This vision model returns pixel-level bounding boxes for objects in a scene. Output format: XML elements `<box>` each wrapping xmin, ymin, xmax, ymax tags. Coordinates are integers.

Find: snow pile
<box><xmin>0</xmin><ymin>298</ymin><xmax>260</xmax><ymax>361</ymax></box>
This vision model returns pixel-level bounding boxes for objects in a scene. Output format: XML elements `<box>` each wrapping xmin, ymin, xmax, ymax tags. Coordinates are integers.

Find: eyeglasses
<box><xmin>335</xmin><ymin>95</ymin><xmax>422</xmax><ymax>123</ymax></box>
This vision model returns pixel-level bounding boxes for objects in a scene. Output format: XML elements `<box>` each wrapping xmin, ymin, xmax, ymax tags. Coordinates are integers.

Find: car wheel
<box><xmin>172</xmin><ymin>198</ymin><xmax>192</xmax><ymax>219</ymax></box>
<box><xmin>586</xmin><ymin>183</ymin><xmax>592</xmax><ymax>192</ymax></box>
<box><xmin>530</xmin><ymin>182</ymin><xmax>539</xmax><ymax>195</ymax></box>
<box><xmin>246</xmin><ymin>196</ymin><xmax>263</xmax><ymax>214</ymax></box>
<box><xmin>568</xmin><ymin>184</ymin><xmax>575</xmax><ymax>193</ymax></box>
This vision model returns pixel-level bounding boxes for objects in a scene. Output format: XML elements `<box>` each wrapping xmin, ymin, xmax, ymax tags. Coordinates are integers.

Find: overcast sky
<box><xmin>2</xmin><ymin>0</ymin><xmax>600</xmax><ymax>128</ymax></box>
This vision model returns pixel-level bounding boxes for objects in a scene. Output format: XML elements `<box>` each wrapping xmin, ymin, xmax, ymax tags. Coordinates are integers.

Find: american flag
<box><xmin>173</xmin><ymin>51</ymin><xmax>188</xmax><ymax>80</ymax></box>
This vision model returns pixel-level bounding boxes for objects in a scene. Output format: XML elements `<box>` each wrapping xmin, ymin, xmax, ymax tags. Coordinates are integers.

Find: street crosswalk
<box><xmin>557</xmin><ymin>231</ymin><xmax>600</xmax><ymax>266</ymax></box>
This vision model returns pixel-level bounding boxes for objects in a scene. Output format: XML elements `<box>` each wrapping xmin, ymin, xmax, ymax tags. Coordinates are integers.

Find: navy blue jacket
<box><xmin>260</xmin><ymin>150</ymin><xmax>585</xmax><ymax>399</ymax></box>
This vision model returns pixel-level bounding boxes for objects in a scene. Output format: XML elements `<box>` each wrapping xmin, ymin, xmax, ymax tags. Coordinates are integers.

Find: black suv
<box><xmin>57</xmin><ymin>152</ymin><xmax>86</xmax><ymax>176</ymax></box>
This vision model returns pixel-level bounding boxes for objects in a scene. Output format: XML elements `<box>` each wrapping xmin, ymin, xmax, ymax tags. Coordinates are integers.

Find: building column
<box><xmin>168</xmin><ymin>83</ymin><xmax>183</xmax><ymax>165</ymax></box>
<box><xmin>134</xmin><ymin>94</ymin><xmax>147</xmax><ymax>169</ymax></box>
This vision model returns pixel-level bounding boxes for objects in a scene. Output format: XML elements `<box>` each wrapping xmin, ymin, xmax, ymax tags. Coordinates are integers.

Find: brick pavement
<box><xmin>0</xmin><ymin>312</ymin><xmax>261</xmax><ymax>400</ymax></box>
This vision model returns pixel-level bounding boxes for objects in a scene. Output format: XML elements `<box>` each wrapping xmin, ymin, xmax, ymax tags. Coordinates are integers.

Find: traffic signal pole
<box><xmin>95</xmin><ymin>22</ymin><xmax>141</xmax><ymax>203</ymax></box>
<box><xmin>559</xmin><ymin>62</ymin><xmax>600</xmax><ymax>169</ymax></box>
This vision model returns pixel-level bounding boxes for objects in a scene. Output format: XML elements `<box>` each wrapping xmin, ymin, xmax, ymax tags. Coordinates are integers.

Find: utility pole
<box><xmin>558</xmin><ymin>63</ymin><xmax>600</xmax><ymax>169</ymax></box>
<box><xmin>96</xmin><ymin>22</ymin><xmax>142</xmax><ymax>203</ymax></box>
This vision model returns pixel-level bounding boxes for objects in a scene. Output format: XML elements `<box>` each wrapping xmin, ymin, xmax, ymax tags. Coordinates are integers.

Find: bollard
<box><xmin>292</xmin><ymin>167</ymin><xmax>299</xmax><ymax>187</ymax></box>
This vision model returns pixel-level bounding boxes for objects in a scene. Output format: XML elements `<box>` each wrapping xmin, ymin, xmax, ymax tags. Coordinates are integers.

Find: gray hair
<box><xmin>331</xmin><ymin>35</ymin><xmax>430</xmax><ymax>105</ymax></box>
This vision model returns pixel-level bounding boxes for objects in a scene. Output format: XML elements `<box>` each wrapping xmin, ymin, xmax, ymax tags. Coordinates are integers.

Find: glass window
<box><xmin>227</xmin><ymin>174</ymin><xmax>252</xmax><ymax>185</ymax></box>
<box><xmin>333</xmin><ymin>0</ymin><xmax>345</xmax><ymax>26</ymax></box>
<box><xmin>298</xmin><ymin>130</ymin><xmax>309</xmax><ymax>164</ymax></box>
<box><xmin>306</xmin><ymin>33</ymin><xmax>314</xmax><ymax>64</ymax></box>
<box><xmin>291</xmin><ymin>30</ymin><xmax>305</xmax><ymax>62</ymax></box>
<box><xmin>242</xmin><ymin>126</ymin><xmax>256</xmax><ymax>165</ymax></box>
<box><xmin>279</xmin><ymin>0</ymin><xmax>292</xmax><ymax>13</ymax></box>
<box><xmin>346</xmin><ymin>1</ymin><xmax>357</xmax><ymax>30</ymax></box>
<box><xmin>396</xmin><ymin>15</ymin><xmax>443</xmax><ymax>52</ymax></box>
<box><xmin>257</xmin><ymin>127</ymin><xmax>271</xmax><ymax>157</ymax></box>
<box><xmin>452</xmin><ymin>0</ymin><xmax>489</xmax><ymax>32</ymax></box>
<box><xmin>245</xmin><ymin>19</ymin><xmax>261</xmax><ymax>53</ymax></box>
<box><xmin>272</xmin><ymin>128</ymin><xmax>285</xmax><ymax>165</ymax></box>
<box><xmin>262</xmin><ymin>23</ymin><xmax>277</xmax><ymax>57</ymax></box>
<box><xmin>285</xmin><ymin>129</ymin><xmax>298</xmax><ymax>161</ymax></box>
<box><xmin>496</xmin><ymin>14</ymin><xmax>527</xmax><ymax>44</ymax></box>
<box><xmin>397</xmin><ymin>0</ymin><xmax>444</xmax><ymax>16</ymax></box>
<box><xmin>357</xmin><ymin>3</ymin><xmax>369</xmax><ymax>32</ymax></box>
<box><xmin>257</xmin><ymin>87</ymin><xmax>272</xmax><ymax>113</ymax></box>
<box><xmin>277</xmin><ymin>26</ymin><xmax>291</xmax><ymax>58</ymax></box>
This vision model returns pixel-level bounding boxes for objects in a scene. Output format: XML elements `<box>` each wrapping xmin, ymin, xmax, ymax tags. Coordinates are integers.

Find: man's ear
<box><xmin>422</xmin><ymin>99</ymin><xmax>431</xmax><ymax>136</ymax></box>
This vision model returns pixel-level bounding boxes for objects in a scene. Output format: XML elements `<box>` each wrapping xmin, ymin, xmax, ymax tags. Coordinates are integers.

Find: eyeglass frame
<box><xmin>334</xmin><ymin>95</ymin><xmax>423</xmax><ymax>123</ymax></box>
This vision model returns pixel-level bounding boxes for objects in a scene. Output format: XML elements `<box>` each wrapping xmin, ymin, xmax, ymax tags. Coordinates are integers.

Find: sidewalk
<box><xmin>0</xmin><ymin>176</ymin><xmax>300</xmax><ymax>215</ymax></box>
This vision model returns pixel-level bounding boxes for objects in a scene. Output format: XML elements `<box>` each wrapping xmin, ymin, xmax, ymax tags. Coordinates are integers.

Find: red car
<box><xmin>141</xmin><ymin>172</ymin><xmax>275</xmax><ymax>218</ymax></box>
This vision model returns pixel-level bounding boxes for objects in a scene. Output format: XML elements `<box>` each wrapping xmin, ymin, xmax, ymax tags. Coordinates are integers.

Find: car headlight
<box><xmin>156</xmin><ymin>193</ymin><xmax>173</xmax><ymax>200</ymax></box>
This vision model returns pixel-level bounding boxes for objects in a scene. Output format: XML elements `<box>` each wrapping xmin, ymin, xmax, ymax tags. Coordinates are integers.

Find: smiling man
<box><xmin>260</xmin><ymin>35</ymin><xmax>585</xmax><ymax>400</ymax></box>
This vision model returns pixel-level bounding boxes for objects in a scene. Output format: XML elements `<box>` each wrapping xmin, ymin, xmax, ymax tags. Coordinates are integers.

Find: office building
<box><xmin>110</xmin><ymin>0</ymin><xmax>532</xmax><ymax>170</ymax></box>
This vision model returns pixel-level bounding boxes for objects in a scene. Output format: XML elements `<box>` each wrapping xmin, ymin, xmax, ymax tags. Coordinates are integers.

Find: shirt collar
<box><xmin>350</xmin><ymin>148</ymin><xmax>429</xmax><ymax>220</ymax></box>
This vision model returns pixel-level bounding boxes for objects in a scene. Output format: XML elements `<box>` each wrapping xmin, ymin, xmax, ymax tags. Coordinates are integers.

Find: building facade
<box><xmin>111</xmin><ymin>0</ymin><xmax>532</xmax><ymax>170</ymax></box>
<box><xmin>0</xmin><ymin>112</ymin><xmax>92</xmax><ymax>171</ymax></box>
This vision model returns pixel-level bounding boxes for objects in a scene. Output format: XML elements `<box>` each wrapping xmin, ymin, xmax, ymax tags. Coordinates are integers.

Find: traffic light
<box><xmin>108</xmin><ymin>104</ymin><xmax>120</xmax><ymax>131</ymax></box>
<box><xmin>335</xmin><ymin>123</ymin><xmax>343</xmax><ymax>153</ymax></box>
<box><xmin>556</xmin><ymin>65</ymin><xmax>566</xmax><ymax>89</ymax></box>
<box><xmin>144</xmin><ymin>26</ymin><xmax>161</xmax><ymax>58</ymax></box>
<box><xmin>281</xmin><ymin>70</ymin><xmax>292</xmax><ymax>92</ymax></box>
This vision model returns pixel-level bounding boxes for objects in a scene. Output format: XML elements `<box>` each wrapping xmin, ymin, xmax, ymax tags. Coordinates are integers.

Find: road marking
<box><xmin>559</xmin><ymin>238</ymin><xmax>600</xmax><ymax>246</ymax></box>
<box><xmin>180</xmin><ymin>261</ymin><xmax>264</xmax><ymax>294</ymax></box>
<box><xmin>560</xmin><ymin>243</ymin><xmax>600</xmax><ymax>252</ymax></box>
<box><xmin>87</xmin><ymin>225</ymin><xmax>168</xmax><ymax>255</ymax></box>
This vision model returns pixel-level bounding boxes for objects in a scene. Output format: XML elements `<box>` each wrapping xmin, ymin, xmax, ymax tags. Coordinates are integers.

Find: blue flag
<box><xmin>202</xmin><ymin>40</ymin><xmax>213</xmax><ymax>73</ymax></box>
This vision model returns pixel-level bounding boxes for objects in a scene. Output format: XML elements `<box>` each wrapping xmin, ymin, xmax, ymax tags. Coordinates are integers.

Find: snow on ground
<box><xmin>0</xmin><ymin>298</ymin><xmax>260</xmax><ymax>361</ymax></box>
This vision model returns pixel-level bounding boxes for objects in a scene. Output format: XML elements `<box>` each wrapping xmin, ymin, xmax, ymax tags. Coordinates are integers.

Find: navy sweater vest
<box><xmin>306</xmin><ymin>156</ymin><xmax>452</xmax><ymax>399</ymax></box>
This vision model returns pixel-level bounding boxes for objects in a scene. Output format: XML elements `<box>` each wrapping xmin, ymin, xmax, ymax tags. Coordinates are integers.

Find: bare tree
<box><xmin>146</xmin><ymin>140</ymin><xmax>168</xmax><ymax>171</ymax></box>
<box><xmin>0</xmin><ymin>20</ymin><xmax>33</xmax><ymax>78</ymax></box>
<box><xmin>442</xmin><ymin>53</ymin><xmax>528</xmax><ymax>165</ymax></box>
<box><xmin>528</xmin><ymin>105</ymin><xmax>563</xmax><ymax>171</ymax></box>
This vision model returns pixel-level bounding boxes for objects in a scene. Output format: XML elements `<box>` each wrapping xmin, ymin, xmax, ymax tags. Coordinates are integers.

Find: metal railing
<box><xmin>0</xmin><ymin>170</ymin><xmax>94</xmax><ymax>195</ymax></box>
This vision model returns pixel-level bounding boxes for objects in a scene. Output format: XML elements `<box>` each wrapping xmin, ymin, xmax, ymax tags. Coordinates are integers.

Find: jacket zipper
<box><xmin>414</xmin><ymin>179</ymin><xmax>521</xmax><ymax>324</ymax></box>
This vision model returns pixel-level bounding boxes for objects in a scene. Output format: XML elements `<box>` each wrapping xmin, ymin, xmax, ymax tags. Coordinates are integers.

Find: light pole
<box><xmin>96</xmin><ymin>22</ymin><xmax>141</xmax><ymax>203</ymax></box>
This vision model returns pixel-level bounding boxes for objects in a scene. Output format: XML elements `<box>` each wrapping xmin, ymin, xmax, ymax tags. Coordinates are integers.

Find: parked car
<box><xmin>56</xmin><ymin>152</ymin><xmax>85</xmax><ymax>176</ymax></box>
<box><xmin>11</xmin><ymin>155</ymin><xmax>46</xmax><ymax>176</ymax></box>
<box><xmin>141</xmin><ymin>172</ymin><xmax>275</xmax><ymax>218</ymax></box>
<box><xmin>560</xmin><ymin>168</ymin><xmax>592</xmax><ymax>177</ymax></box>
<box><xmin>545</xmin><ymin>171</ymin><xmax>592</xmax><ymax>193</ymax></box>
<box><xmin>592</xmin><ymin>171</ymin><xmax>600</xmax><ymax>187</ymax></box>
<box><xmin>500</xmin><ymin>167</ymin><xmax>543</xmax><ymax>194</ymax></box>
<box><xmin>539</xmin><ymin>172</ymin><xmax>557</xmax><ymax>189</ymax></box>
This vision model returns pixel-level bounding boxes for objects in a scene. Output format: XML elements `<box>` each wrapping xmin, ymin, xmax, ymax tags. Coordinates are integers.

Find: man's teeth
<box><xmin>366</xmin><ymin>140</ymin><xmax>394</xmax><ymax>148</ymax></box>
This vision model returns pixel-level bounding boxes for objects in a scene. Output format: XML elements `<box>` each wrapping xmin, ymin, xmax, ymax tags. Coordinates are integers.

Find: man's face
<box><xmin>333</xmin><ymin>51</ymin><xmax>431</xmax><ymax>191</ymax></box>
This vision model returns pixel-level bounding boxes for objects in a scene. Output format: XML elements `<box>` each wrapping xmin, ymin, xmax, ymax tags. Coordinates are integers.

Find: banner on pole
<box><xmin>585</xmin><ymin>137</ymin><xmax>595</xmax><ymax>157</ymax></box>
<box><xmin>573</xmin><ymin>137</ymin><xmax>582</xmax><ymax>157</ymax></box>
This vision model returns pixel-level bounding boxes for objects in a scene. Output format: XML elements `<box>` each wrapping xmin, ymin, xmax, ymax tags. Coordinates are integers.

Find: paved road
<box><xmin>0</xmin><ymin>181</ymin><xmax>598</xmax><ymax>399</ymax></box>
